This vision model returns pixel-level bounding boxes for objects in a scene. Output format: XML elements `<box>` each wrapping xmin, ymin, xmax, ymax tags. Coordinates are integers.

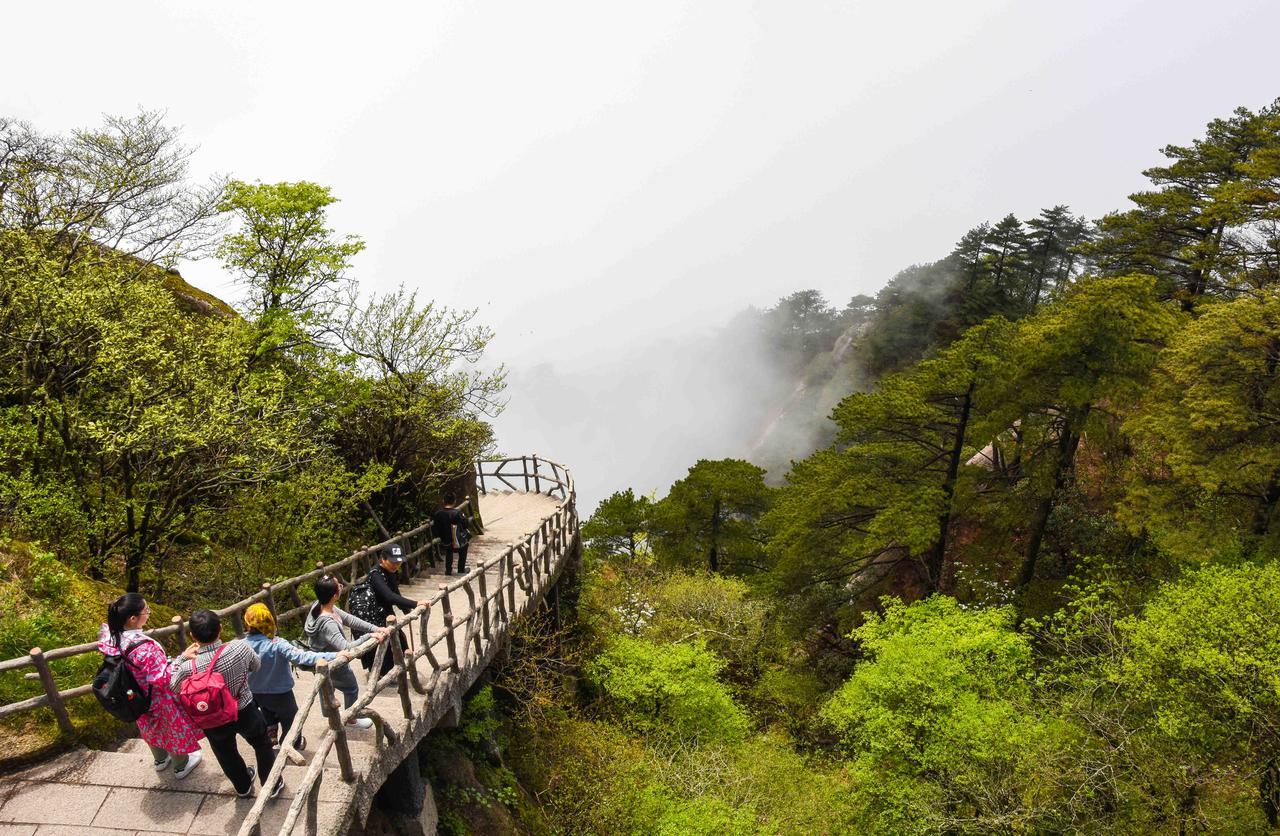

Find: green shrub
<box><xmin>586</xmin><ymin>636</ymin><xmax>749</xmax><ymax>744</ymax></box>
<box><xmin>821</xmin><ymin>596</ymin><xmax>1068</xmax><ymax>832</ymax></box>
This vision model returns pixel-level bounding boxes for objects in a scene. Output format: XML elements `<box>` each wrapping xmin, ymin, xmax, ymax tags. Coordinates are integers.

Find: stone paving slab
<box><xmin>93</xmin><ymin>787</ymin><xmax>200</xmax><ymax>832</ymax></box>
<box><xmin>188</xmin><ymin>794</ymin><xmax>288</xmax><ymax>836</ymax></box>
<box><xmin>0</xmin><ymin>782</ymin><xmax>109</xmax><ymax>827</ymax></box>
<box><xmin>0</xmin><ymin>824</ymin><xmax>36</xmax><ymax>836</ymax></box>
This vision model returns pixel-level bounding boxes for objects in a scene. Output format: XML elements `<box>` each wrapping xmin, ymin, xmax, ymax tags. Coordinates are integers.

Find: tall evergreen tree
<box><xmin>1089</xmin><ymin>101</ymin><xmax>1280</xmax><ymax>309</ymax></box>
<box><xmin>978</xmin><ymin>275</ymin><xmax>1182</xmax><ymax>587</ymax></box>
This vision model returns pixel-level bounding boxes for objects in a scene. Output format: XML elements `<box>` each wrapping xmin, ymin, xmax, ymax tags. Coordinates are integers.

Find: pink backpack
<box><xmin>178</xmin><ymin>645</ymin><xmax>239</xmax><ymax>729</ymax></box>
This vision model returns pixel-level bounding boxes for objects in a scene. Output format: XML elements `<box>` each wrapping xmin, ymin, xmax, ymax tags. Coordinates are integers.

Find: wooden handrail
<box><xmin>0</xmin><ymin>454</ymin><xmax>577</xmax><ymax>836</ymax></box>
<box><xmin>234</xmin><ymin>454</ymin><xmax>577</xmax><ymax>835</ymax></box>
<box><xmin>0</xmin><ymin>457</ymin><xmax>573</xmax><ymax>731</ymax></box>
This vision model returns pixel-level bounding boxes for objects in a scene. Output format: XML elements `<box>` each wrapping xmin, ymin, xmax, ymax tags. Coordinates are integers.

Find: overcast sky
<box><xmin>5</xmin><ymin>0</ymin><xmax>1279</xmax><ymax>502</ymax></box>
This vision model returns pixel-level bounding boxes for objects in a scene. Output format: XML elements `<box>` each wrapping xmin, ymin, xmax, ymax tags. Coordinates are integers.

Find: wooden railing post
<box><xmin>477</xmin><ymin>460</ymin><xmax>486</xmax><ymax>495</ymax></box>
<box><xmin>387</xmin><ymin>616</ymin><xmax>413</xmax><ymax>719</ymax></box>
<box><xmin>462</xmin><ymin>582</ymin><xmax>483</xmax><ymax>657</ymax></box>
<box><xmin>522</xmin><ymin>456</ymin><xmax>531</xmax><ymax>491</ymax></box>
<box><xmin>532</xmin><ymin>454</ymin><xmax>542</xmax><ymax>494</ymax></box>
<box><xmin>491</xmin><ymin>556</ymin><xmax>507</xmax><ymax>625</ymax></box>
<box><xmin>261</xmin><ymin>583</ymin><xmax>277</xmax><ymax>619</ymax></box>
<box><xmin>351</xmin><ymin>548</ymin><xmax>366</xmax><ymax>586</ymax></box>
<box><xmin>231</xmin><ymin>608</ymin><xmax>246</xmax><ymax>638</ymax></box>
<box><xmin>172</xmin><ymin>615</ymin><xmax>187</xmax><ymax>649</ymax></box>
<box><xmin>523</xmin><ymin>543</ymin><xmax>535</xmax><ymax>593</ymax></box>
<box><xmin>29</xmin><ymin>648</ymin><xmax>73</xmax><ymax>737</ymax></box>
<box><xmin>317</xmin><ymin>660</ymin><xmax>354</xmax><ymax>781</ymax></box>
<box><xmin>439</xmin><ymin>585</ymin><xmax>459</xmax><ymax>666</ymax></box>
<box><xmin>477</xmin><ymin>569</ymin><xmax>492</xmax><ymax>640</ymax></box>
<box><xmin>399</xmin><ymin>531</ymin><xmax>415</xmax><ymax>577</ymax></box>
<box><xmin>419</xmin><ymin>607</ymin><xmax>441</xmax><ymax>672</ymax></box>
<box><xmin>506</xmin><ymin>550</ymin><xmax>518</xmax><ymax>614</ymax></box>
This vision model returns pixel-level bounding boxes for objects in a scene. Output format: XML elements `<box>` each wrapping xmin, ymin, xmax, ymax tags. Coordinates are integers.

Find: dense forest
<box><xmin>473</xmin><ymin>100</ymin><xmax>1280</xmax><ymax>835</ymax></box>
<box><xmin>5</xmin><ymin>99</ymin><xmax>1280</xmax><ymax>835</ymax></box>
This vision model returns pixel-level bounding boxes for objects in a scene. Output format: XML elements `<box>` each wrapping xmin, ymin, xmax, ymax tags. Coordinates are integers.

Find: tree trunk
<box><xmin>708</xmin><ymin>499</ymin><xmax>721</xmax><ymax>573</ymax></box>
<box><xmin>1262</xmin><ymin>757</ymin><xmax>1280</xmax><ymax>827</ymax></box>
<box><xmin>1017</xmin><ymin>414</ymin><xmax>1083</xmax><ymax>588</ymax></box>
<box><xmin>1255</xmin><ymin>471</ymin><xmax>1280</xmax><ymax>537</ymax></box>
<box><xmin>927</xmin><ymin>382</ymin><xmax>975</xmax><ymax>592</ymax></box>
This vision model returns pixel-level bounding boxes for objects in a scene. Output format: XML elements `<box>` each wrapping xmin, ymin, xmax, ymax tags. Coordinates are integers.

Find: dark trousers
<box><xmin>204</xmin><ymin>703</ymin><xmax>277</xmax><ymax>795</ymax></box>
<box><xmin>254</xmin><ymin>691</ymin><xmax>298</xmax><ymax>742</ymax></box>
<box><xmin>444</xmin><ymin>545</ymin><xmax>469</xmax><ymax>575</ymax></box>
<box><xmin>361</xmin><ymin>629</ymin><xmax>408</xmax><ymax>678</ymax></box>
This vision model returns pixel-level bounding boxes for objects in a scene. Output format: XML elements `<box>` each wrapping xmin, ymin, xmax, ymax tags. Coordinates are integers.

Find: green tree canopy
<box><xmin>652</xmin><ymin>459</ymin><xmax>773</xmax><ymax>574</ymax></box>
<box><xmin>218</xmin><ymin>179</ymin><xmax>365</xmax><ymax>356</ymax></box>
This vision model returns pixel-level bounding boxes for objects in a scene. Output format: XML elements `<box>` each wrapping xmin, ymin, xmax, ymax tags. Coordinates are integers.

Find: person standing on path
<box><xmin>96</xmin><ymin>594</ymin><xmax>204</xmax><ymax>779</ymax></box>
<box><xmin>432</xmin><ymin>492</ymin><xmax>470</xmax><ymax>575</ymax></box>
<box><xmin>361</xmin><ymin>544</ymin><xmax>425</xmax><ymax>678</ymax></box>
<box><xmin>170</xmin><ymin>609</ymin><xmax>280</xmax><ymax>799</ymax></box>
<box><xmin>302</xmin><ymin>576</ymin><xmax>389</xmax><ymax>729</ymax></box>
<box><xmin>243</xmin><ymin>603</ymin><xmax>337</xmax><ymax>754</ymax></box>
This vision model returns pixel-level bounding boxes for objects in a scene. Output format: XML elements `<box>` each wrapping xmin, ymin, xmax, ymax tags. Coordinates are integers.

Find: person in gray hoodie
<box><xmin>302</xmin><ymin>576</ymin><xmax>388</xmax><ymax>730</ymax></box>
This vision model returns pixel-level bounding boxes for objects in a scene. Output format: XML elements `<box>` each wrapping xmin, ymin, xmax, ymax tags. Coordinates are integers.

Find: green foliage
<box><xmin>767</xmin><ymin>318</ymin><xmax>1010</xmax><ymax>600</ymax></box>
<box><xmin>457</xmin><ymin>686</ymin><xmax>502</xmax><ymax>748</ymax></box>
<box><xmin>333</xmin><ymin>284</ymin><xmax>502</xmax><ymax>529</ymax></box>
<box><xmin>582</xmin><ymin>488</ymin><xmax>653</xmax><ymax>565</ymax></box>
<box><xmin>644</xmin><ymin>792</ymin><xmax>757</xmax><ymax>836</ymax></box>
<box><xmin>643</xmin><ymin>573</ymin><xmax>767</xmax><ymax>671</ymax></box>
<box><xmin>219</xmin><ymin>179</ymin><xmax>365</xmax><ymax>353</ymax></box>
<box><xmin>822</xmin><ymin>597</ymin><xmax>1070</xmax><ymax>832</ymax></box>
<box><xmin>586</xmin><ymin>636</ymin><xmax>749</xmax><ymax>744</ymax></box>
<box><xmin>1124</xmin><ymin>562</ymin><xmax>1280</xmax><ymax>764</ymax></box>
<box><xmin>0</xmin><ymin>233</ymin><xmax>314</xmax><ymax>591</ymax></box>
<box><xmin>1088</xmin><ymin>101</ymin><xmax>1280</xmax><ymax>308</ymax></box>
<box><xmin>0</xmin><ymin>541</ymin><xmax>182</xmax><ymax>764</ymax></box>
<box><xmin>651</xmin><ymin>459</ymin><xmax>772</xmax><ymax>574</ymax></box>
<box><xmin>0</xmin><ymin>114</ymin><xmax>502</xmax><ymax>606</ymax></box>
<box><xmin>974</xmin><ymin>273</ymin><xmax>1183</xmax><ymax>587</ymax></box>
<box><xmin>1123</xmin><ymin>291</ymin><xmax>1280</xmax><ymax>560</ymax></box>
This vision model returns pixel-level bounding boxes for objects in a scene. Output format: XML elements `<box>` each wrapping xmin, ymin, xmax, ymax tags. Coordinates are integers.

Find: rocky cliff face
<box><xmin>747</xmin><ymin>321</ymin><xmax>868</xmax><ymax>481</ymax></box>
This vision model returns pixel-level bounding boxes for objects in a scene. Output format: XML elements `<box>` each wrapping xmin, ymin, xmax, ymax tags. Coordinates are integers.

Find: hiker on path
<box><xmin>361</xmin><ymin>543</ymin><xmax>424</xmax><ymax>678</ymax></box>
<box><xmin>96</xmin><ymin>594</ymin><xmax>204</xmax><ymax>779</ymax></box>
<box><xmin>302</xmin><ymin>575</ymin><xmax>390</xmax><ymax>729</ymax></box>
<box><xmin>170</xmin><ymin>609</ymin><xmax>280</xmax><ymax>799</ymax></box>
<box><xmin>243</xmin><ymin>602</ymin><xmax>337</xmax><ymax>753</ymax></box>
<box><xmin>432</xmin><ymin>492</ymin><xmax>471</xmax><ymax>576</ymax></box>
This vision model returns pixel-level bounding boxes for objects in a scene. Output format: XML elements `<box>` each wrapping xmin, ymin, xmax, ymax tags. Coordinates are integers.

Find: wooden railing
<box><xmin>239</xmin><ymin>455</ymin><xmax>578</xmax><ymax>835</ymax></box>
<box><xmin>477</xmin><ymin>453</ymin><xmax>570</xmax><ymax>499</ymax></box>
<box><xmin>0</xmin><ymin>500</ymin><xmax>472</xmax><ymax>737</ymax></box>
<box><xmin>0</xmin><ymin>456</ymin><xmax>569</xmax><ymax>737</ymax></box>
<box><xmin>0</xmin><ymin>455</ymin><xmax>579</xmax><ymax>836</ymax></box>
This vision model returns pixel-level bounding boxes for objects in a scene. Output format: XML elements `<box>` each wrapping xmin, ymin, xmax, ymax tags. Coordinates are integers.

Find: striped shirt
<box><xmin>169</xmin><ymin>639</ymin><xmax>261</xmax><ymax>710</ymax></box>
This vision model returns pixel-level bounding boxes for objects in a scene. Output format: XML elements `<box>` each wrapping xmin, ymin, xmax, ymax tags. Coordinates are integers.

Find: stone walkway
<box><xmin>0</xmin><ymin>490</ymin><xmax>564</xmax><ymax>835</ymax></box>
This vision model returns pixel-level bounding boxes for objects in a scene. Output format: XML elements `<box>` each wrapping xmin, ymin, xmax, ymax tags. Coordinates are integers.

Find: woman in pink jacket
<box><xmin>96</xmin><ymin>593</ymin><xmax>204</xmax><ymax>778</ymax></box>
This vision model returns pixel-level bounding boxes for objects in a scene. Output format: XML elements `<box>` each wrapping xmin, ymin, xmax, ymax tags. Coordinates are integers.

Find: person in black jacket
<box><xmin>361</xmin><ymin>544</ymin><xmax>423</xmax><ymax>677</ymax></box>
<box><xmin>433</xmin><ymin>492</ymin><xmax>470</xmax><ymax>575</ymax></box>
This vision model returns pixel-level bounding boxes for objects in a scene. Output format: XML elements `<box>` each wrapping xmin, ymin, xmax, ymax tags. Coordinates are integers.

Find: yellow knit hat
<box><xmin>244</xmin><ymin>603</ymin><xmax>276</xmax><ymax>638</ymax></box>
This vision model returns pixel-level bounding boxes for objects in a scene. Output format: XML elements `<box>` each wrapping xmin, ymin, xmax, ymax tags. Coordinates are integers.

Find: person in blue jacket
<box><xmin>244</xmin><ymin>602</ymin><xmax>338</xmax><ymax>752</ymax></box>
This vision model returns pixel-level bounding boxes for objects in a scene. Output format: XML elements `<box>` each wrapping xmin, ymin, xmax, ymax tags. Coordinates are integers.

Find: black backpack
<box><xmin>455</xmin><ymin>511</ymin><xmax>471</xmax><ymax>548</ymax></box>
<box><xmin>346</xmin><ymin>578</ymin><xmax>382</xmax><ymax>628</ymax></box>
<box><xmin>92</xmin><ymin>640</ymin><xmax>153</xmax><ymax>722</ymax></box>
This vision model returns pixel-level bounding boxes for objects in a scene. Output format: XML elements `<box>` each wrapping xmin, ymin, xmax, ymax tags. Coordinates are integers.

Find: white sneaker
<box><xmin>345</xmin><ymin>717</ymin><xmax>373</xmax><ymax>730</ymax></box>
<box><xmin>152</xmin><ymin>755</ymin><xmax>171</xmax><ymax>772</ymax></box>
<box><xmin>174</xmin><ymin>751</ymin><xmax>202</xmax><ymax>780</ymax></box>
